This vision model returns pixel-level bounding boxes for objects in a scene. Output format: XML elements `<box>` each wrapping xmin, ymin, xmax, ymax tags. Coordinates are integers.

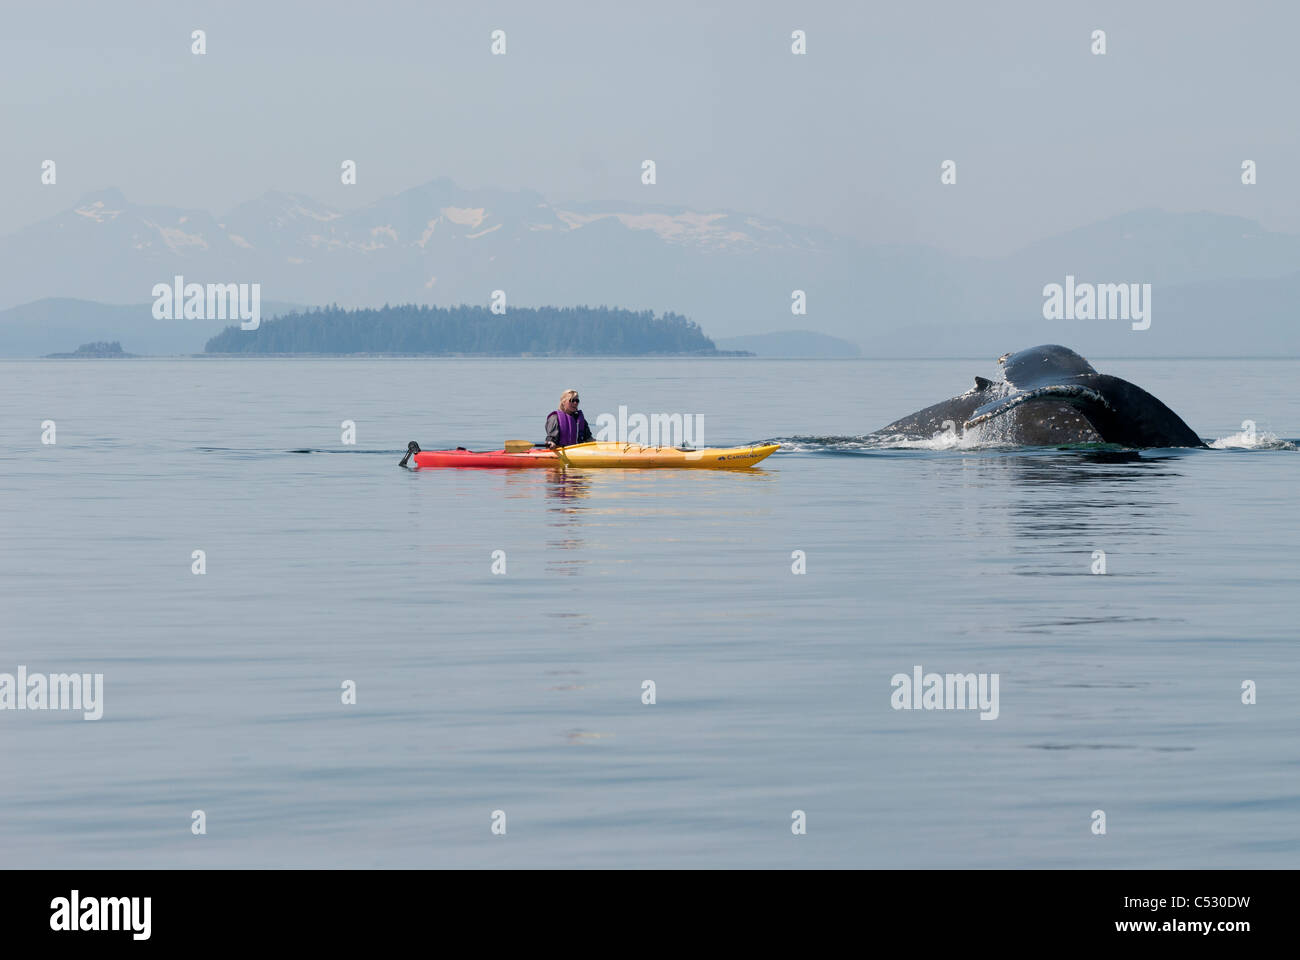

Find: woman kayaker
<box><xmin>546</xmin><ymin>390</ymin><xmax>594</xmax><ymax>448</ymax></box>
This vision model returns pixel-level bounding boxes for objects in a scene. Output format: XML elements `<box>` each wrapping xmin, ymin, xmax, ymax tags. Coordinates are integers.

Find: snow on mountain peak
<box><xmin>73</xmin><ymin>200</ymin><xmax>124</xmax><ymax>224</ymax></box>
<box><xmin>290</xmin><ymin>203</ymin><xmax>342</xmax><ymax>222</ymax></box>
<box><xmin>554</xmin><ymin>209</ymin><xmax>757</xmax><ymax>248</ymax></box>
<box><xmin>442</xmin><ymin>207</ymin><xmax>487</xmax><ymax>228</ymax></box>
<box><xmin>142</xmin><ymin>220</ymin><xmax>209</xmax><ymax>252</ymax></box>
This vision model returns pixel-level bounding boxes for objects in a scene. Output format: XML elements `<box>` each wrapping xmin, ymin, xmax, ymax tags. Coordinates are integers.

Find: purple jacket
<box><xmin>546</xmin><ymin>409</ymin><xmax>593</xmax><ymax>447</ymax></box>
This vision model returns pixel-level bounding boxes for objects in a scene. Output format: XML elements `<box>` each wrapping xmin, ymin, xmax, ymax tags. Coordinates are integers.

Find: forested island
<box><xmin>46</xmin><ymin>341</ymin><xmax>136</xmax><ymax>358</ymax></box>
<box><xmin>204</xmin><ymin>305</ymin><xmax>747</xmax><ymax>356</ymax></box>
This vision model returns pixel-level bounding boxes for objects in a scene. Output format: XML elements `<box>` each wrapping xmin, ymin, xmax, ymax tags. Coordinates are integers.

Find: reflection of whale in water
<box><xmin>872</xmin><ymin>345</ymin><xmax>1206</xmax><ymax>448</ymax></box>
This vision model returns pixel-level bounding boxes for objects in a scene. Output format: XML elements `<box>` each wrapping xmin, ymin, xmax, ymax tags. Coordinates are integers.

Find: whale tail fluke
<box><xmin>871</xmin><ymin>346</ymin><xmax>1206</xmax><ymax>449</ymax></box>
<box><xmin>966</xmin><ymin>374</ymin><xmax>1205</xmax><ymax>448</ymax></box>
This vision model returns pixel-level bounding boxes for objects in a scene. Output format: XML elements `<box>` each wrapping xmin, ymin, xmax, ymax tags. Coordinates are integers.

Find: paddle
<box><xmin>398</xmin><ymin>440</ymin><xmax>420</xmax><ymax>467</ymax></box>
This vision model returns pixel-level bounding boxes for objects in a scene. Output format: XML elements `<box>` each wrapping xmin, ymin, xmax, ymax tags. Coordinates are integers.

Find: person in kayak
<box><xmin>546</xmin><ymin>390</ymin><xmax>594</xmax><ymax>448</ymax></box>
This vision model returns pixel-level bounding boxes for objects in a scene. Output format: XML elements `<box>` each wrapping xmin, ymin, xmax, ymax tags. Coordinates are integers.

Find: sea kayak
<box><xmin>410</xmin><ymin>441</ymin><xmax>778</xmax><ymax>469</ymax></box>
<box><xmin>555</xmin><ymin>441</ymin><xmax>778</xmax><ymax>468</ymax></box>
<box><xmin>412</xmin><ymin>447</ymin><xmax>559</xmax><ymax>468</ymax></box>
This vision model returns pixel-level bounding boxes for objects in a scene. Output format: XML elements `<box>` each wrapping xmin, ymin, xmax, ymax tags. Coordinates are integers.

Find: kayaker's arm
<box><xmin>545</xmin><ymin>412</ymin><xmax>561</xmax><ymax>448</ymax></box>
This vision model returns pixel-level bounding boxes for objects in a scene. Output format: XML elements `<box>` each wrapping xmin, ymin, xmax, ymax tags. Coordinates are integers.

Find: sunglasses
<box><xmin>568</xmin><ymin>398</ymin><xmax>580</xmax><ymax>403</ymax></box>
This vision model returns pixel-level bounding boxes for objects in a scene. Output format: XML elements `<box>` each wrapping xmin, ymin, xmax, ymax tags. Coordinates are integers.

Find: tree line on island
<box><xmin>46</xmin><ymin>341</ymin><xmax>135</xmax><ymax>358</ymax></box>
<box><xmin>204</xmin><ymin>304</ymin><xmax>748</xmax><ymax>355</ymax></box>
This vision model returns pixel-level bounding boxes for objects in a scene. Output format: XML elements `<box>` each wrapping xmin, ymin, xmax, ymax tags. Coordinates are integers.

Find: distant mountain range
<box><xmin>2</xmin><ymin>178</ymin><xmax>1299</xmax><ymax>357</ymax></box>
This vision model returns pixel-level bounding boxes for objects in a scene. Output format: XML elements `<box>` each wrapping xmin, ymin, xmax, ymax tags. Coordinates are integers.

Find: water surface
<box><xmin>1</xmin><ymin>357</ymin><xmax>1297</xmax><ymax>867</ymax></box>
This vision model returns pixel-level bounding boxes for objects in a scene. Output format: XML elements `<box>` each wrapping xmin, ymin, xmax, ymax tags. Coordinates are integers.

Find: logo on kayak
<box><xmin>152</xmin><ymin>275</ymin><xmax>262</xmax><ymax>330</ymax></box>
<box><xmin>593</xmin><ymin>406</ymin><xmax>704</xmax><ymax>447</ymax></box>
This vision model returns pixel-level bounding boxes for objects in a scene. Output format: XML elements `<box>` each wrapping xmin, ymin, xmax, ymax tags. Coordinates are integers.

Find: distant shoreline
<box><xmin>208</xmin><ymin>350</ymin><xmax>756</xmax><ymax>358</ymax></box>
<box><xmin>17</xmin><ymin>354</ymin><xmax>1300</xmax><ymax>362</ymax></box>
<box><xmin>32</xmin><ymin>351</ymin><xmax>760</xmax><ymax>359</ymax></box>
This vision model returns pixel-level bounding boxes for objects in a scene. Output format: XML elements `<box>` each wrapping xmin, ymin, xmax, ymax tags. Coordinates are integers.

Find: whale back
<box><xmin>968</xmin><ymin>345</ymin><xmax>1204</xmax><ymax>447</ymax></box>
<box><xmin>1000</xmin><ymin>345</ymin><xmax>1097</xmax><ymax>389</ymax></box>
<box><xmin>868</xmin><ymin>344</ymin><xmax>1205</xmax><ymax>448</ymax></box>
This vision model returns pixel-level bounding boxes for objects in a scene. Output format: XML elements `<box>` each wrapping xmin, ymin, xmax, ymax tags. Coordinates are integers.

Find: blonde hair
<box><xmin>559</xmin><ymin>389</ymin><xmax>580</xmax><ymax>405</ymax></box>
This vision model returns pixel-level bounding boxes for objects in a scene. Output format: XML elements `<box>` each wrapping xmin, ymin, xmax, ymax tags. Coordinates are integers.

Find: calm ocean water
<box><xmin>2</xmin><ymin>357</ymin><xmax>1297</xmax><ymax>868</ymax></box>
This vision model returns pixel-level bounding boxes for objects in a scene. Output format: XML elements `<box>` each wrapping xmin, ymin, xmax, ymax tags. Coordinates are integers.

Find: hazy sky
<box><xmin>3</xmin><ymin>0</ymin><xmax>1298</xmax><ymax>256</ymax></box>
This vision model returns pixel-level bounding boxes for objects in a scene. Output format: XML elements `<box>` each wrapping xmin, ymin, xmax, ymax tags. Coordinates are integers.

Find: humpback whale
<box><xmin>872</xmin><ymin>345</ymin><xmax>1206</xmax><ymax>448</ymax></box>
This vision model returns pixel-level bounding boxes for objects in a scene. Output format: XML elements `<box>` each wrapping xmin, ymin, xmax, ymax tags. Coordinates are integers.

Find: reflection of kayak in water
<box><xmin>402</xmin><ymin>440</ymin><xmax>779</xmax><ymax>469</ymax></box>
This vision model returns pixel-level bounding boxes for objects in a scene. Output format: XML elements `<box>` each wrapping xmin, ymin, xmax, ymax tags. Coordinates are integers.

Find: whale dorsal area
<box><xmin>999</xmin><ymin>345</ymin><xmax>1098</xmax><ymax>389</ymax></box>
<box><xmin>867</xmin><ymin>344</ymin><xmax>1205</xmax><ymax>448</ymax></box>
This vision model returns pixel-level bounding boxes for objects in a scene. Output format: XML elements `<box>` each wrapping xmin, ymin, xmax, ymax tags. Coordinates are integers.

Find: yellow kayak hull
<box><xmin>555</xmin><ymin>441</ymin><xmax>778</xmax><ymax>469</ymax></box>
